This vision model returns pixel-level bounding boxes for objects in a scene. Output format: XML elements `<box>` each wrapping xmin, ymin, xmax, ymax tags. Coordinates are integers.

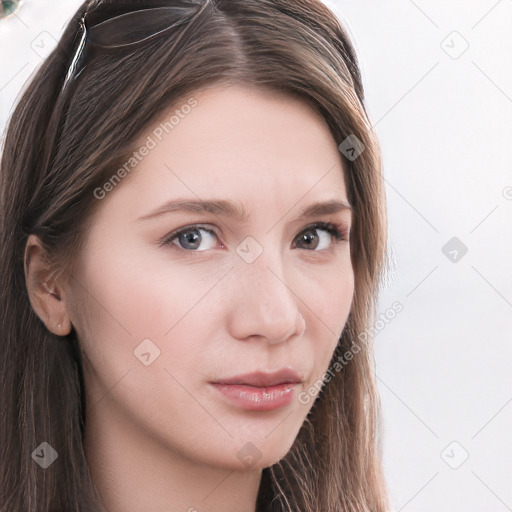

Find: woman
<box><xmin>0</xmin><ymin>0</ymin><xmax>390</xmax><ymax>510</ymax></box>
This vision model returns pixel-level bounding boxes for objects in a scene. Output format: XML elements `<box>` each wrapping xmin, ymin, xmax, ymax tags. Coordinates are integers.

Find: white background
<box><xmin>1</xmin><ymin>1</ymin><xmax>511</xmax><ymax>511</ymax></box>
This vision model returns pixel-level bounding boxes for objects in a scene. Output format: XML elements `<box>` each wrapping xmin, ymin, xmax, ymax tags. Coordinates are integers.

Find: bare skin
<box><xmin>25</xmin><ymin>84</ymin><xmax>354</xmax><ymax>512</ymax></box>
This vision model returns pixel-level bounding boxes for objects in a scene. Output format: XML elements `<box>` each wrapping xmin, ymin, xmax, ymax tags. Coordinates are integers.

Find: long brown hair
<box><xmin>0</xmin><ymin>0</ymin><xmax>389</xmax><ymax>510</ymax></box>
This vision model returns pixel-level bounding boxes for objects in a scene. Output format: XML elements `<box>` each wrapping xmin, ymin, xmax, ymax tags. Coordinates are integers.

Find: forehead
<box><xmin>100</xmin><ymin>84</ymin><xmax>349</xmax><ymax>218</ymax></box>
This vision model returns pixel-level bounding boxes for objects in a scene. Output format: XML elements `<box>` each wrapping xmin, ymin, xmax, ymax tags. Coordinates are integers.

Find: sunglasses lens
<box><xmin>0</xmin><ymin>0</ymin><xmax>22</xmax><ymax>19</ymax></box>
<box><xmin>88</xmin><ymin>3</ymin><xmax>202</xmax><ymax>48</ymax></box>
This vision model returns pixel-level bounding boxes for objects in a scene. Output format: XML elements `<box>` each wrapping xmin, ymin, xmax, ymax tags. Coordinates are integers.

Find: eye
<box><xmin>160</xmin><ymin>225</ymin><xmax>220</xmax><ymax>251</ymax></box>
<box><xmin>159</xmin><ymin>222</ymin><xmax>349</xmax><ymax>252</ymax></box>
<box><xmin>294</xmin><ymin>222</ymin><xmax>348</xmax><ymax>251</ymax></box>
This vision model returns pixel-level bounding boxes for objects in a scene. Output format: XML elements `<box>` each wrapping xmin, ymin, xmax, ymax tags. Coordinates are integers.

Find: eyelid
<box><xmin>302</xmin><ymin>221</ymin><xmax>350</xmax><ymax>243</ymax></box>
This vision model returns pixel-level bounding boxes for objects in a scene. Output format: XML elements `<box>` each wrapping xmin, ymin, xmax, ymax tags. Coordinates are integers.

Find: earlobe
<box><xmin>24</xmin><ymin>234</ymin><xmax>73</xmax><ymax>336</ymax></box>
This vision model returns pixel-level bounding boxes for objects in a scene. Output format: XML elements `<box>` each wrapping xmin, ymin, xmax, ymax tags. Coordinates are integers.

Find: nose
<box><xmin>226</xmin><ymin>258</ymin><xmax>307</xmax><ymax>345</ymax></box>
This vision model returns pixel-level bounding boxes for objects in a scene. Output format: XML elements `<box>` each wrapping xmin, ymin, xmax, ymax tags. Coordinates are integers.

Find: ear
<box><xmin>24</xmin><ymin>234</ymin><xmax>73</xmax><ymax>336</ymax></box>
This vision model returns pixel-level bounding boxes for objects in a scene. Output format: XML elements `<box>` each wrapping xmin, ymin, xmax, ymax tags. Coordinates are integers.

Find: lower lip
<box><xmin>210</xmin><ymin>382</ymin><xmax>299</xmax><ymax>411</ymax></box>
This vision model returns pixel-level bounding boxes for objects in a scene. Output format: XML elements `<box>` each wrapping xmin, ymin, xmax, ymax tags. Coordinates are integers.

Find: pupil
<box><xmin>302</xmin><ymin>230</ymin><xmax>317</xmax><ymax>249</ymax></box>
<box><xmin>180</xmin><ymin>230</ymin><xmax>200</xmax><ymax>249</ymax></box>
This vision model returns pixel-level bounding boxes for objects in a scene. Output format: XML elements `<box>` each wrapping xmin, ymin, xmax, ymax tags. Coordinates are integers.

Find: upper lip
<box><xmin>212</xmin><ymin>368</ymin><xmax>302</xmax><ymax>387</ymax></box>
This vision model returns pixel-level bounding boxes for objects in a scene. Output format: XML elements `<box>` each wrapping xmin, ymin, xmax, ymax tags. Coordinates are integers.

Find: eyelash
<box><xmin>158</xmin><ymin>221</ymin><xmax>349</xmax><ymax>252</ymax></box>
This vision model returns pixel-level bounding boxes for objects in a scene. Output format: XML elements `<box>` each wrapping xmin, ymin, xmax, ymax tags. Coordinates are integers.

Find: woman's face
<box><xmin>66</xmin><ymin>84</ymin><xmax>354</xmax><ymax>471</ymax></box>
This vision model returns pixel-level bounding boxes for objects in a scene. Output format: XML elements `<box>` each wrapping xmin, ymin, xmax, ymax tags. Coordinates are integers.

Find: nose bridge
<box><xmin>248</xmin><ymin>254</ymin><xmax>291</xmax><ymax>308</ymax></box>
<box><xmin>228</xmin><ymin>243</ymin><xmax>304</xmax><ymax>343</ymax></box>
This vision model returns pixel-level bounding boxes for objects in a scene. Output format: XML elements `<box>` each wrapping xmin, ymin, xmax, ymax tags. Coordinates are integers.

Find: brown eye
<box><xmin>294</xmin><ymin>222</ymin><xmax>346</xmax><ymax>251</ymax></box>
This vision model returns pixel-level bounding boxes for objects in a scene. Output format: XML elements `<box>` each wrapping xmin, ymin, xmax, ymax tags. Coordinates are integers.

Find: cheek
<box><xmin>75</xmin><ymin>242</ymin><xmax>200</xmax><ymax>338</ymax></box>
<box><xmin>305</xmin><ymin>263</ymin><xmax>355</xmax><ymax>371</ymax></box>
<box><xmin>71</xmin><ymin>246</ymin><xmax>221</xmax><ymax>431</ymax></box>
<box><xmin>71</xmin><ymin>244</ymin><xmax>227</xmax><ymax>381</ymax></box>
<box><xmin>305</xmin><ymin>259</ymin><xmax>354</xmax><ymax>329</ymax></box>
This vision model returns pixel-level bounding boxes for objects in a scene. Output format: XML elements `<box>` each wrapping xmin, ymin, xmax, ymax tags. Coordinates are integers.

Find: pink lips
<box><xmin>210</xmin><ymin>368</ymin><xmax>302</xmax><ymax>411</ymax></box>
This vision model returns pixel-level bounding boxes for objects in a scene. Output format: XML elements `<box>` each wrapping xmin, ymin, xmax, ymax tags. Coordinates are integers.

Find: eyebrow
<box><xmin>136</xmin><ymin>198</ymin><xmax>352</xmax><ymax>223</ymax></box>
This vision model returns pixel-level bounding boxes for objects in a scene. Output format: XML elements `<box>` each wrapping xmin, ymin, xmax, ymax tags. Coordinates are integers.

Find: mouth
<box><xmin>210</xmin><ymin>368</ymin><xmax>303</xmax><ymax>411</ymax></box>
